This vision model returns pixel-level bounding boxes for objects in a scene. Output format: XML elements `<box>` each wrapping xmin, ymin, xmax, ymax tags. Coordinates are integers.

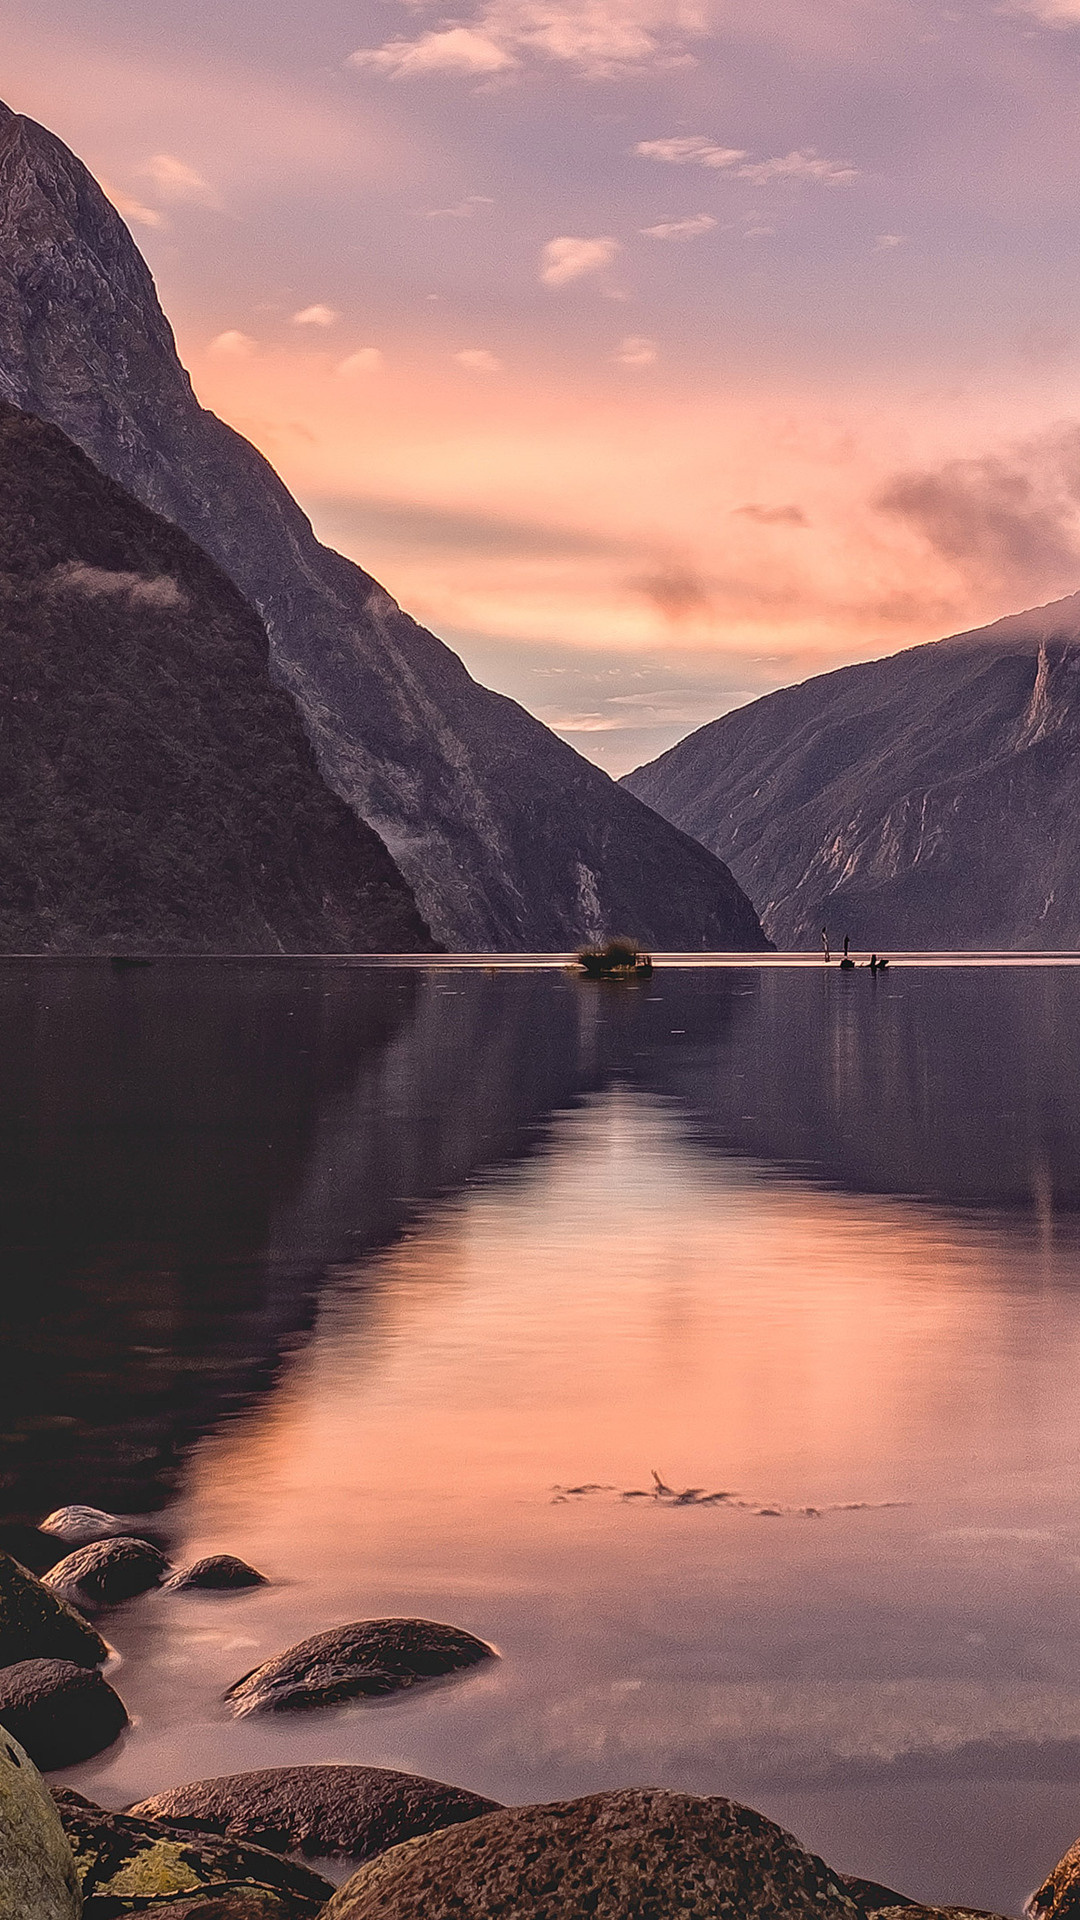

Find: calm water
<box><xmin>4</xmin><ymin>960</ymin><xmax>1080</xmax><ymax>1911</ymax></box>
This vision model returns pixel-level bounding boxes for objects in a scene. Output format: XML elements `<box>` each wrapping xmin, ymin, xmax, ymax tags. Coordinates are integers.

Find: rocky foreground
<box><xmin>2</xmin><ymin>1532</ymin><xmax>1076</xmax><ymax>1919</ymax></box>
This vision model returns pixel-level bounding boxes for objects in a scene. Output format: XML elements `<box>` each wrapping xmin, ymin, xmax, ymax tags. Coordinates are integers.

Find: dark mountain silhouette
<box><xmin>623</xmin><ymin>596</ymin><xmax>1080</xmax><ymax>950</ymax></box>
<box><xmin>0</xmin><ymin>101</ymin><xmax>767</xmax><ymax>954</ymax></box>
<box><xmin>0</xmin><ymin>399</ymin><xmax>435</xmax><ymax>953</ymax></box>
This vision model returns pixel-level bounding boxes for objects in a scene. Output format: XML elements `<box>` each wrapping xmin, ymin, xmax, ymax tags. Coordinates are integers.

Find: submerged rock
<box><xmin>0</xmin><ymin>1659</ymin><xmax>127</xmax><ymax>1770</ymax></box>
<box><xmin>131</xmin><ymin>1895</ymin><xmax>309</xmax><ymax>1918</ymax></box>
<box><xmin>0</xmin><ymin>1552</ymin><xmax>106</xmax><ymax>1668</ymax></box>
<box><xmin>0</xmin><ymin>1727</ymin><xmax>82</xmax><ymax>1918</ymax></box>
<box><xmin>224</xmin><ymin>1618</ymin><xmax>495</xmax><ymax>1716</ymax></box>
<box><xmin>51</xmin><ymin>1792</ymin><xmax>331</xmax><ymax>1914</ymax></box>
<box><xmin>320</xmin><ymin>1787</ymin><xmax>863</xmax><ymax>1920</ymax></box>
<box><xmin>872</xmin><ymin>1909</ymin><xmax>1010</xmax><ymax>1919</ymax></box>
<box><xmin>40</xmin><ymin>1509</ymin><xmax>144</xmax><ymax>1550</ymax></box>
<box><xmin>43</xmin><ymin>1539</ymin><xmax>169</xmax><ymax>1610</ymax></box>
<box><xmin>130</xmin><ymin>1764</ymin><xmax>502</xmax><ymax>1860</ymax></box>
<box><xmin>165</xmin><ymin>1557</ymin><xmax>267</xmax><ymax>1592</ymax></box>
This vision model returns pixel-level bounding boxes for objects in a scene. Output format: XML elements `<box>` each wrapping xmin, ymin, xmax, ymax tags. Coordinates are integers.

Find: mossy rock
<box><xmin>873</xmin><ymin>1908</ymin><xmax>1010</xmax><ymax>1920</ymax></box>
<box><xmin>51</xmin><ymin>1791</ymin><xmax>330</xmax><ymax>1915</ymax></box>
<box><xmin>1031</xmin><ymin>1837</ymin><xmax>1080</xmax><ymax>1920</ymax></box>
<box><xmin>93</xmin><ymin>1892</ymin><xmax>307</xmax><ymax>1918</ymax></box>
<box><xmin>320</xmin><ymin>1786</ymin><xmax>863</xmax><ymax>1920</ymax></box>
<box><xmin>0</xmin><ymin>1551</ymin><xmax>107</xmax><ymax>1668</ymax></box>
<box><xmin>0</xmin><ymin>1725</ymin><xmax>82</xmax><ymax>1918</ymax></box>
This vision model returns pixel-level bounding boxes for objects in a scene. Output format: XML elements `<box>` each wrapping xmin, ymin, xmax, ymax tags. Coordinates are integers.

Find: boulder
<box><xmin>51</xmin><ymin>1792</ymin><xmax>330</xmax><ymax>1914</ymax></box>
<box><xmin>96</xmin><ymin>1893</ymin><xmax>309</xmax><ymax>1918</ymax></box>
<box><xmin>165</xmin><ymin>1557</ymin><xmax>267</xmax><ymax>1592</ymax></box>
<box><xmin>0</xmin><ymin>1659</ymin><xmax>127</xmax><ymax>1770</ymax></box>
<box><xmin>319</xmin><ymin>1787</ymin><xmax>863</xmax><ymax>1920</ymax></box>
<box><xmin>0</xmin><ymin>1726</ymin><xmax>82</xmax><ymax>1918</ymax></box>
<box><xmin>43</xmin><ymin>1540</ymin><xmax>169</xmax><ymax>1610</ymax></box>
<box><xmin>0</xmin><ymin>1552</ymin><xmax>106</xmax><ymax>1668</ymax></box>
<box><xmin>224</xmin><ymin>1619</ymin><xmax>495</xmax><ymax>1716</ymax></box>
<box><xmin>130</xmin><ymin>1764</ymin><xmax>502</xmax><ymax>1860</ymax></box>
<box><xmin>838</xmin><ymin>1878</ymin><xmax>917</xmax><ymax>1913</ymax></box>
<box><xmin>40</xmin><ymin>1509</ymin><xmax>143</xmax><ymax>1550</ymax></box>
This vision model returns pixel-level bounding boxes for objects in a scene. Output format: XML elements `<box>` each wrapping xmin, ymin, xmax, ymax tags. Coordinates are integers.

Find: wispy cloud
<box><xmin>875</xmin><ymin>232</ymin><xmax>907</xmax><ymax>250</ymax></box>
<box><xmin>209</xmin><ymin>330</ymin><xmax>257</xmax><ymax>357</ymax></box>
<box><xmin>640</xmin><ymin>213</ymin><xmax>716</xmax><ymax>240</ymax></box>
<box><xmin>350</xmin><ymin>1</ymin><xmax>717</xmax><ymax>83</ymax></box>
<box><xmin>144</xmin><ymin>153</ymin><xmax>221</xmax><ymax>209</ymax></box>
<box><xmin>292</xmin><ymin>305</ymin><xmax>340</xmax><ymax>327</ymax></box>
<box><xmin>733</xmin><ymin>503</ymin><xmax>808</xmax><ymax>525</ymax></box>
<box><xmin>636</xmin><ymin>136</ymin><xmax>746</xmax><ymax>168</ymax></box>
<box><xmin>422</xmin><ymin>195</ymin><xmax>495</xmax><ymax>219</ymax></box>
<box><xmin>613</xmin><ymin>335</ymin><xmax>658</xmax><ymax>366</ymax></box>
<box><xmin>636</xmin><ymin>137</ymin><xmax>857</xmax><ymax>185</ymax></box>
<box><xmin>540</xmin><ymin>235</ymin><xmax>620</xmax><ymax>286</ymax></box>
<box><xmin>337</xmin><ymin>348</ymin><xmax>384</xmax><ymax>375</ymax></box>
<box><xmin>455</xmin><ymin>348</ymin><xmax>505</xmax><ymax>371</ymax></box>
<box><xmin>98</xmin><ymin>180</ymin><xmax>165</xmax><ymax>230</ymax></box>
<box><xmin>1009</xmin><ymin>0</ymin><xmax>1080</xmax><ymax>22</ymax></box>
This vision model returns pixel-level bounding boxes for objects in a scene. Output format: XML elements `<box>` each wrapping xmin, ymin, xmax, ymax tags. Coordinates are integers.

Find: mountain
<box><xmin>0</xmin><ymin>399</ymin><xmax>436</xmax><ymax>953</ymax></box>
<box><xmin>0</xmin><ymin>102</ymin><xmax>767</xmax><ymax>955</ymax></box>
<box><xmin>622</xmin><ymin>598</ymin><xmax>1080</xmax><ymax>950</ymax></box>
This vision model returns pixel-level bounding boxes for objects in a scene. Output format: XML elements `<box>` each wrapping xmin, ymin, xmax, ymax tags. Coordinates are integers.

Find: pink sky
<box><xmin>7</xmin><ymin>0</ymin><xmax>1080</xmax><ymax>769</ymax></box>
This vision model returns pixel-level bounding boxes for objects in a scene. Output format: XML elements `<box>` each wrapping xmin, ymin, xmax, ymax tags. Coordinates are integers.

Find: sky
<box><xmin>6</xmin><ymin>0</ymin><xmax>1080</xmax><ymax>771</ymax></box>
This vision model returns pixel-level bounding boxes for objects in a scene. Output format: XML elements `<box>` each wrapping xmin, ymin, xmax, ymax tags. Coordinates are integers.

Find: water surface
<box><xmin>4</xmin><ymin>961</ymin><xmax>1080</xmax><ymax>1913</ymax></box>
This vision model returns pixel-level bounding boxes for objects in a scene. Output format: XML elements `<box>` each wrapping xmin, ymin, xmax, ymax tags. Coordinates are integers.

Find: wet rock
<box><xmin>51</xmin><ymin>1791</ymin><xmax>330</xmax><ymax>1915</ymax></box>
<box><xmin>0</xmin><ymin>1659</ymin><xmax>127</xmax><ymax>1770</ymax></box>
<box><xmin>224</xmin><ymin>1618</ymin><xmax>495</xmax><ymax>1716</ymax></box>
<box><xmin>128</xmin><ymin>1895</ymin><xmax>308</xmax><ymax>1919</ymax></box>
<box><xmin>0</xmin><ymin>1727</ymin><xmax>83</xmax><ymax>1918</ymax></box>
<box><xmin>129</xmin><ymin>1764</ymin><xmax>502</xmax><ymax>1860</ymax></box>
<box><xmin>320</xmin><ymin>1787</ymin><xmax>863</xmax><ymax>1920</ymax></box>
<box><xmin>0</xmin><ymin>1551</ymin><xmax>107</xmax><ymax>1668</ymax></box>
<box><xmin>165</xmin><ymin>1557</ymin><xmax>268</xmax><ymax>1592</ymax></box>
<box><xmin>1031</xmin><ymin>1838</ymin><xmax>1080</xmax><ymax>1920</ymax></box>
<box><xmin>839</xmin><ymin>1877</ymin><xmax>918</xmax><ymax>1913</ymax></box>
<box><xmin>40</xmin><ymin>1509</ymin><xmax>143</xmax><ymax>1550</ymax></box>
<box><xmin>872</xmin><ymin>1909</ymin><xmax>1009</xmax><ymax>1920</ymax></box>
<box><xmin>43</xmin><ymin>1539</ymin><xmax>169</xmax><ymax>1610</ymax></box>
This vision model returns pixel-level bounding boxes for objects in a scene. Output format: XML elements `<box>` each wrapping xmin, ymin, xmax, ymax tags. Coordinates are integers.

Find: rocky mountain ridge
<box><xmin>0</xmin><ymin>399</ymin><xmax>435</xmax><ymax>953</ymax></box>
<box><xmin>622</xmin><ymin>598</ymin><xmax>1080</xmax><ymax>949</ymax></box>
<box><xmin>0</xmin><ymin>101</ymin><xmax>767</xmax><ymax>954</ymax></box>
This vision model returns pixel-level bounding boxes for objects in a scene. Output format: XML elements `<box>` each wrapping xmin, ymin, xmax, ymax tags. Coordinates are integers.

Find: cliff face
<box><xmin>0</xmin><ymin>102</ymin><xmax>767</xmax><ymax>954</ymax></box>
<box><xmin>623</xmin><ymin>598</ymin><xmax>1080</xmax><ymax>950</ymax></box>
<box><xmin>0</xmin><ymin>400</ymin><xmax>436</xmax><ymax>953</ymax></box>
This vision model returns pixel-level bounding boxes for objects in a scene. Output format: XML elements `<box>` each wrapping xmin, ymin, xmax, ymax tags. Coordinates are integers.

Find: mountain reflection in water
<box><xmin>4</xmin><ymin>962</ymin><xmax>1080</xmax><ymax>1915</ymax></box>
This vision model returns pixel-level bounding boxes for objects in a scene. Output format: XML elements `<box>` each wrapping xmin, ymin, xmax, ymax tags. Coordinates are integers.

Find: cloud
<box><xmin>455</xmin><ymin>349</ymin><xmax>505</xmax><ymax>371</ymax></box>
<box><xmin>640</xmin><ymin>213</ymin><xmax>716</xmax><ymax>240</ymax></box>
<box><xmin>292</xmin><ymin>305</ymin><xmax>339</xmax><ymax>328</ymax></box>
<box><xmin>350</xmin><ymin>1</ymin><xmax>717</xmax><ymax>83</ymax></box>
<box><xmin>337</xmin><ymin>348</ymin><xmax>385</xmax><ymax>375</ymax></box>
<box><xmin>612</xmin><ymin>335</ymin><xmax>658</xmax><ymax>367</ymax></box>
<box><xmin>635</xmin><ymin>136</ymin><xmax>746</xmax><ymax>168</ymax></box>
<box><xmin>733</xmin><ymin>503</ymin><xmax>808</xmax><ymax>525</ymax></box>
<box><xmin>540</xmin><ymin>235</ymin><xmax>620</xmax><ymax>286</ymax></box>
<box><xmin>352</xmin><ymin>26</ymin><xmax>517</xmax><ymax>78</ymax></box>
<box><xmin>875</xmin><ymin>233</ymin><xmax>907</xmax><ymax>250</ymax></box>
<box><xmin>144</xmin><ymin>153</ymin><xmax>221</xmax><ymax>209</ymax></box>
<box><xmin>423</xmin><ymin>195</ymin><xmax>495</xmax><ymax>219</ymax></box>
<box><xmin>1011</xmin><ymin>0</ymin><xmax>1080</xmax><ymax>21</ymax></box>
<box><xmin>738</xmin><ymin>149</ymin><xmax>857</xmax><ymax>186</ymax></box>
<box><xmin>48</xmin><ymin>563</ymin><xmax>187</xmax><ymax>611</ymax></box>
<box><xmin>876</xmin><ymin>425</ymin><xmax>1080</xmax><ymax>598</ymax></box>
<box><xmin>209</xmin><ymin>330</ymin><xmax>257</xmax><ymax>357</ymax></box>
<box><xmin>632</xmin><ymin>564</ymin><xmax>713</xmax><ymax>622</ymax></box>
<box><xmin>98</xmin><ymin>180</ymin><xmax>165</xmax><ymax>230</ymax></box>
<box><xmin>636</xmin><ymin>138</ymin><xmax>856</xmax><ymax>185</ymax></box>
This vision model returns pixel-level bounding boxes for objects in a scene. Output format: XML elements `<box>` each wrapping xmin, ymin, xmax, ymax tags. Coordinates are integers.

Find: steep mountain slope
<box><xmin>622</xmin><ymin>598</ymin><xmax>1080</xmax><ymax>950</ymax></box>
<box><xmin>0</xmin><ymin>102</ymin><xmax>766</xmax><ymax>954</ymax></box>
<box><xmin>0</xmin><ymin>400</ymin><xmax>436</xmax><ymax>953</ymax></box>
